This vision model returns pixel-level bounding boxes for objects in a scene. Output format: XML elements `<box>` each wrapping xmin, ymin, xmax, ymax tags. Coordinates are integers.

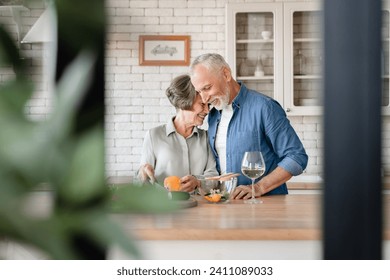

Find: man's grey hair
<box><xmin>189</xmin><ymin>53</ymin><xmax>231</xmax><ymax>77</ymax></box>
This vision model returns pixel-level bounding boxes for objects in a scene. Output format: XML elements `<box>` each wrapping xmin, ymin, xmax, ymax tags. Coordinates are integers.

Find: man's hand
<box><xmin>231</xmin><ymin>184</ymin><xmax>261</xmax><ymax>200</ymax></box>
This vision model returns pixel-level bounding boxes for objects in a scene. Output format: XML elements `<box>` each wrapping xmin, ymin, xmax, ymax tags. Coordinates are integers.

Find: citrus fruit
<box><xmin>204</xmin><ymin>193</ymin><xmax>222</xmax><ymax>203</ymax></box>
<box><xmin>210</xmin><ymin>193</ymin><xmax>222</xmax><ymax>202</ymax></box>
<box><xmin>164</xmin><ymin>176</ymin><xmax>181</xmax><ymax>191</ymax></box>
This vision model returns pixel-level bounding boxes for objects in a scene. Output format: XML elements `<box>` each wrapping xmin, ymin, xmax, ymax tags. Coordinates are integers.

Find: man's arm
<box><xmin>255</xmin><ymin>166</ymin><xmax>292</xmax><ymax>196</ymax></box>
<box><xmin>232</xmin><ymin>167</ymin><xmax>292</xmax><ymax>199</ymax></box>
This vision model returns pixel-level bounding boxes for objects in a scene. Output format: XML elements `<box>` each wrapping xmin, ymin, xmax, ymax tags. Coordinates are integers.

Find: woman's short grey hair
<box><xmin>189</xmin><ymin>53</ymin><xmax>231</xmax><ymax>76</ymax></box>
<box><xmin>165</xmin><ymin>74</ymin><xmax>196</xmax><ymax>110</ymax></box>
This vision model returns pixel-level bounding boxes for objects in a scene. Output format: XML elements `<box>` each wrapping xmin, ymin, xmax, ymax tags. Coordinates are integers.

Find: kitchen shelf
<box><xmin>237</xmin><ymin>75</ymin><xmax>274</xmax><ymax>80</ymax></box>
<box><xmin>293</xmin><ymin>38</ymin><xmax>321</xmax><ymax>43</ymax></box>
<box><xmin>237</xmin><ymin>39</ymin><xmax>274</xmax><ymax>44</ymax></box>
<box><xmin>294</xmin><ymin>75</ymin><xmax>321</xmax><ymax>79</ymax></box>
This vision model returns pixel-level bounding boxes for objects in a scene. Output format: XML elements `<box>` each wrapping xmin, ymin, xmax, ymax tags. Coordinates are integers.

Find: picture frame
<box><xmin>139</xmin><ymin>35</ymin><xmax>191</xmax><ymax>66</ymax></box>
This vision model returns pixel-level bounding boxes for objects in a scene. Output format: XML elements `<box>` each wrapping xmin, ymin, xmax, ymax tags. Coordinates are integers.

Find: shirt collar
<box><xmin>165</xmin><ymin>117</ymin><xmax>199</xmax><ymax>138</ymax></box>
<box><xmin>166</xmin><ymin>117</ymin><xmax>176</xmax><ymax>136</ymax></box>
<box><xmin>232</xmin><ymin>81</ymin><xmax>247</xmax><ymax>110</ymax></box>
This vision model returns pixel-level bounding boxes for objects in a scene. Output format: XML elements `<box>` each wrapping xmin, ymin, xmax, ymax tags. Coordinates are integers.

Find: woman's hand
<box><xmin>180</xmin><ymin>175</ymin><xmax>200</xmax><ymax>193</ymax></box>
<box><xmin>138</xmin><ymin>164</ymin><xmax>157</xmax><ymax>183</ymax></box>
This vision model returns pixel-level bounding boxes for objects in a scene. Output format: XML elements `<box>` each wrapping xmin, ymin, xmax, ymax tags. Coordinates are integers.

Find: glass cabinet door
<box><xmin>226</xmin><ymin>3</ymin><xmax>283</xmax><ymax>105</ymax></box>
<box><xmin>227</xmin><ymin>1</ymin><xmax>389</xmax><ymax>116</ymax></box>
<box><xmin>284</xmin><ymin>2</ymin><xmax>323</xmax><ymax>115</ymax></box>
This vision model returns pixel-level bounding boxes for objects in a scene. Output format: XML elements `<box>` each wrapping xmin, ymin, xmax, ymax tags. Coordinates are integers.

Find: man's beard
<box><xmin>213</xmin><ymin>87</ymin><xmax>230</xmax><ymax>110</ymax></box>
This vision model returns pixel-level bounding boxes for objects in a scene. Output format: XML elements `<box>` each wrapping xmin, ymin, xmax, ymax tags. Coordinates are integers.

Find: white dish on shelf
<box><xmin>261</xmin><ymin>31</ymin><xmax>272</xmax><ymax>39</ymax></box>
<box><xmin>300</xmin><ymin>99</ymin><xmax>317</xmax><ymax>106</ymax></box>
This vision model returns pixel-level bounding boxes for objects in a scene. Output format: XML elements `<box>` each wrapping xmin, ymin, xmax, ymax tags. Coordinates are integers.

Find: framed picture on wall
<box><xmin>139</xmin><ymin>35</ymin><xmax>191</xmax><ymax>66</ymax></box>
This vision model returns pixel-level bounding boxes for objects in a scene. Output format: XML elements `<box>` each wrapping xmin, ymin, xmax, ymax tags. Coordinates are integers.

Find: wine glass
<box><xmin>241</xmin><ymin>151</ymin><xmax>266</xmax><ymax>204</ymax></box>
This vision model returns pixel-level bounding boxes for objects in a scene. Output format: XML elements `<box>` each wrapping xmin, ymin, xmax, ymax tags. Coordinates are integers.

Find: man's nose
<box><xmin>198</xmin><ymin>91</ymin><xmax>208</xmax><ymax>104</ymax></box>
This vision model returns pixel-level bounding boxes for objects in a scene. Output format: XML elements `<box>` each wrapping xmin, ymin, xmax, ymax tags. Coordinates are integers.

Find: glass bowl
<box><xmin>197</xmin><ymin>176</ymin><xmax>237</xmax><ymax>203</ymax></box>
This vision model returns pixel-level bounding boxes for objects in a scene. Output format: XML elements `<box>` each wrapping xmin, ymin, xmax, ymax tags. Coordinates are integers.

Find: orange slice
<box><xmin>210</xmin><ymin>194</ymin><xmax>222</xmax><ymax>202</ymax></box>
<box><xmin>204</xmin><ymin>193</ymin><xmax>222</xmax><ymax>203</ymax></box>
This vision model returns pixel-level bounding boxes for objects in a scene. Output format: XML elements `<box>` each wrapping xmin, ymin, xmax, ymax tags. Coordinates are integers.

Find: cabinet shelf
<box><xmin>237</xmin><ymin>39</ymin><xmax>274</xmax><ymax>44</ymax></box>
<box><xmin>238</xmin><ymin>75</ymin><xmax>274</xmax><ymax>80</ymax></box>
<box><xmin>293</xmin><ymin>38</ymin><xmax>321</xmax><ymax>43</ymax></box>
<box><xmin>294</xmin><ymin>75</ymin><xmax>321</xmax><ymax>79</ymax></box>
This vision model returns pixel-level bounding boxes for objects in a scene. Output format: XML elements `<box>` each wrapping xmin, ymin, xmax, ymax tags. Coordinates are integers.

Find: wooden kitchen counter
<box><xmin>113</xmin><ymin>194</ymin><xmax>390</xmax><ymax>241</ymax></box>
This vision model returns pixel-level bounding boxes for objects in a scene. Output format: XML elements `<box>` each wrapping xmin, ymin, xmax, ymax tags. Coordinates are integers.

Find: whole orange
<box><xmin>164</xmin><ymin>176</ymin><xmax>181</xmax><ymax>191</ymax></box>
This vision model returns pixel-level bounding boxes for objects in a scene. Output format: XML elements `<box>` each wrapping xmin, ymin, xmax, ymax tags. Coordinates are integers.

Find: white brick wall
<box><xmin>1</xmin><ymin>0</ymin><xmax>389</xmax><ymax>179</ymax></box>
<box><xmin>104</xmin><ymin>0</ymin><xmax>328</xmax><ymax>178</ymax></box>
<box><xmin>0</xmin><ymin>0</ymin><xmax>50</xmax><ymax>121</ymax></box>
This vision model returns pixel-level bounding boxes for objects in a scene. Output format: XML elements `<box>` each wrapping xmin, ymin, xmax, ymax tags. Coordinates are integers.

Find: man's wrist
<box><xmin>255</xmin><ymin>182</ymin><xmax>266</xmax><ymax>196</ymax></box>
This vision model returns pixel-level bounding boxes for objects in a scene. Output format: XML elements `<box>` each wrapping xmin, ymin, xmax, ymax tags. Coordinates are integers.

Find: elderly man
<box><xmin>189</xmin><ymin>53</ymin><xmax>308</xmax><ymax>199</ymax></box>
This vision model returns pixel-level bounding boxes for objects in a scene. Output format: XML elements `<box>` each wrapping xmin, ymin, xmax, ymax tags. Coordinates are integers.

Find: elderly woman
<box><xmin>137</xmin><ymin>74</ymin><xmax>218</xmax><ymax>193</ymax></box>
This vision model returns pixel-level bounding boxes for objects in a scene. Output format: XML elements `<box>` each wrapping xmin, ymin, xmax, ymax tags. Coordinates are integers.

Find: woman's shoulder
<box><xmin>147</xmin><ymin>124</ymin><xmax>168</xmax><ymax>138</ymax></box>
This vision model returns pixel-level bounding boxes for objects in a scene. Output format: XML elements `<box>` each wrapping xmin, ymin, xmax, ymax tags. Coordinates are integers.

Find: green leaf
<box><xmin>0</xmin><ymin>80</ymin><xmax>33</xmax><ymax>118</ymax></box>
<box><xmin>49</xmin><ymin>51</ymin><xmax>96</xmax><ymax>142</ymax></box>
<box><xmin>60</xmin><ymin>127</ymin><xmax>106</xmax><ymax>206</ymax></box>
<box><xmin>110</xmin><ymin>184</ymin><xmax>179</xmax><ymax>213</ymax></box>
<box><xmin>0</xmin><ymin>206</ymin><xmax>77</xmax><ymax>259</ymax></box>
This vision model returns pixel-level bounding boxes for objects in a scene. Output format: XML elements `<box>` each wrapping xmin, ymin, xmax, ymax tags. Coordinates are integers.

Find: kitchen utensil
<box><xmin>205</xmin><ymin>172</ymin><xmax>240</xmax><ymax>181</ymax></box>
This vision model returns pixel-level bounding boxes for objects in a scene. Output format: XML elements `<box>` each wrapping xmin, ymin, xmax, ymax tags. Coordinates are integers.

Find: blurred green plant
<box><xmin>0</xmin><ymin>5</ymin><xmax>177</xmax><ymax>259</ymax></box>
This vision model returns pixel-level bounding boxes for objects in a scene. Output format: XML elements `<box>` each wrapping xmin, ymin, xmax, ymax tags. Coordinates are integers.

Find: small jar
<box><xmin>238</xmin><ymin>58</ymin><xmax>251</xmax><ymax>76</ymax></box>
<box><xmin>294</xmin><ymin>49</ymin><xmax>306</xmax><ymax>75</ymax></box>
<box><xmin>254</xmin><ymin>55</ymin><xmax>264</xmax><ymax>77</ymax></box>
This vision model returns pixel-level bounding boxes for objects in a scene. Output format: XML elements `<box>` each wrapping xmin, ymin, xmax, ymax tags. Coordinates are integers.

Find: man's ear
<box><xmin>222</xmin><ymin>66</ymin><xmax>232</xmax><ymax>82</ymax></box>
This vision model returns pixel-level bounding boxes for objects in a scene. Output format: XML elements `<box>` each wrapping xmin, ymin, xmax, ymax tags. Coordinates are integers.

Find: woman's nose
<box><xmin>203</xmin><ymin>103</ymin><xmax>210</xmax><ymax>113</ymax></box>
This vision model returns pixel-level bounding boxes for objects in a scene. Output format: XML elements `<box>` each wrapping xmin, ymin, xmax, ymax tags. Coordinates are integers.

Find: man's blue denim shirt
<box><xmin>207</xmin><ymin>83</ymin><xmax>308</xmax><ymax>195</ymax></box>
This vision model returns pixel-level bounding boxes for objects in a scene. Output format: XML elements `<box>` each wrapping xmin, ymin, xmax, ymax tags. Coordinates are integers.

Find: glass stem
<box><xmin>251</xmin><ymin>179</ymin><xmax>255</xmax><ymax>200</ymax></box>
